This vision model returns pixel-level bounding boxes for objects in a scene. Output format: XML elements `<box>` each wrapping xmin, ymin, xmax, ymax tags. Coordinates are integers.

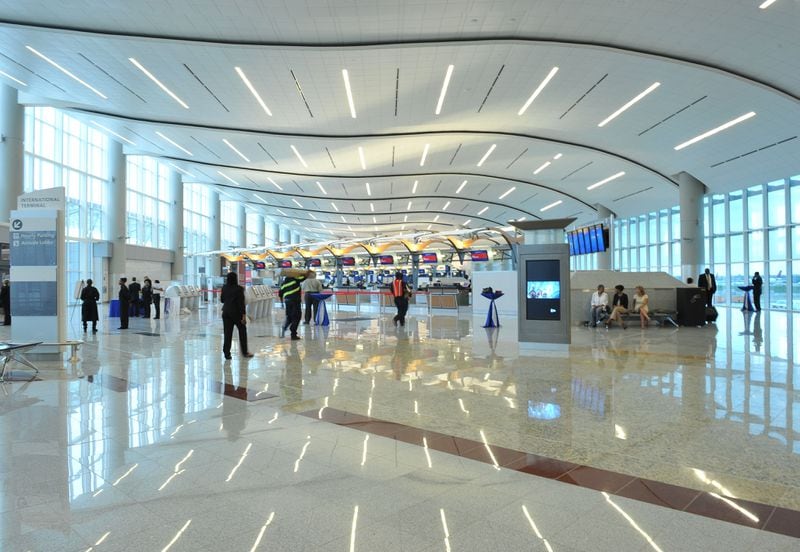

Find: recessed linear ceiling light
<box><xmin>267</xmin><ymin>177</ymin><xmax>283</xmax><ymax>191</ymax></box>
<box><xmin>540</xmin><ymin>200</ymin><xmax>562</xmax><ymax>212</ymax></box>
<box><xmin>155</xmin><ymin>131</ymin><xmax>193</xmax><ymax>156</ymax></box>
<box><xmin>533</xmin><ymin>161</ymin><xmax>551</xmax><ymax>175</ymax></box>
<box><xmin>91</xmin><ymin>121</ymin><xmax>135</xmax><ymax>146</ymax></box>
<box><xmin>316</xmin><ymin>181</ymin><xmax>327</xmax><ymax>195</ymax></box>
<box><xmin>342</xmin><ymin>69</ymin><xmax>357</xmax><ymax>118</ymax></box>
<box><xmin>234</xmin><ymin>66</ymin><xmax>272</xmax><ymax>116</ymax></box>
<box><xmin>673</xmin><ymin>112</ymin><xmax>757</xmax><ymax>151</ymax></box>
<box><xmin>320</xmin><ymin>222</ymin><xmax>327</xmax><ymax>228</ymax></box>
<box><xmin>401</xmin><ymin>224</ymin><xmax>406</xmax><ymax>230</ymax></box>
<box><xmin>463</xmin><ymin>219</ymin><xmax>472</xmax><ymax>226</ymax></box>
<box><xmin>456</xmin><ymin>180</ymin><xmax>467</xmax><ymax>194</ymax></box>
<box><xmin>347</xmin><ymin>224</ymin><xmax>352</xmax><ymax>230</ymax></box>
<box><xmin>331</xmin><ymin>201</ymin><xmax>339</xmax><ymax>211</ymax></box>
<box><xmin>412</xmin><ymin>180</ymin><xmax>419</xmax><ymax>194</ymax></box>
<box><xmin>292</xmin><ymin>219</ymin><xmax>300</xmax><ymax>225</ymax></box>
<box><xmin>26</xmin><ymin>46</ymin><xmax>107</xmax><ymax>99</ymax></box>
<box><xmin>587</xmin><ymin>171</ymin><xmax>625</xmax><ymax>190</ymax></box>
<box><xmin>518</xmin><ymin>217</ymin><xmax>527</xmax><ymax>221</ymax></box>
<box><xmin>759</xmin><ymin>0</ymin><xmax>778</xmax><ymax>8</ymax></box>
<box><xmin>292</xmin><ymin>198</ymin><xmax>303</xmax><ymax>208</ymax></box>
<box><xmin>442</xmin><ymin>201</ymin><xmax>451</xmax><ymax>211</ymax></box>
<box><xmin>222</xmin><ymin>139</ymin><xmax>250</xmax><ymax>162</ymax></box>
<box><xmin>129</xmin><ymin>57</ymin><xmax>188</xmax><ymax>108</ymax></box>
<box><xmin>553</xmin><ymin>153</ymin><xmax>563</xmax><ymax>160</ymax></box>
<box><xmin>370</xmin><ymin>202</ymin><xmax>375</xmax><ymax>212</ymax></box>
<box><xmin>0</xmin><ymin>69</ymin><xmax>27</xmax><ymax>87</ymax></box>
<box><xmin>518</xmin><ymin>66</ymin><xmax>559</xmax><ymax>116</ymax></box>
<box><xmin>478</xmin><ymin>206</ymin><xmax>489</xmax><ymax>215</ymax></box>
<box><xmin>254</xmin><ymin>193</ymin><xmax>268</xmax><ymax>204</ymax></box>
<box><xmin>407</xmin><ymin>201</ymin><xmax>412</xmax><ymax>210</ymax></box>
<box><xmin>598</xmin><ymin>82</ymin><xmax>660</xmax><ymax>127</ymax></box>
<box><xmin>290</xmin><ymin>145</ymin><xmax>308</xmax><ymax>167</ymax></box>
<box><xmin>427</xmin><ymin>224</ymin><xmax>432</xmax><ymax>230</ymax></box>
<box><xmin>217</xmin><ymin>171</ymin><xmax>239</xmax><ymax>186</ymax></box>
<box><xmin>276</xmin><ymin>209</ymin><xmax>288</xmax><ymax>216</ymax></box>
<box><xmin>477</xmin><ymin>144</ymin><xmax>496</xmax><ymax>167</ymax></box>
<box><xmin>499</xmin><ymin>186</ymin><xmax>516</xmax><ymax>200</ymax></box>
<box><xmin>168</xmin><ymin>162</ymin><xmax>194</xmax><ymax>177</ymax></box>
<box><xmin>309</xmin><ymin>213</ymin><xmax>317</xmax><ymax>220</ymax></box>
<box><xmin>372</xmin><ymin>217</ymin><xmax>377</xmax><ymax>224</ymax></box>
<box><xmin>404</xmin><ymin>215</ymin><xmax>408</xmax><ymax>222</ymax></box>
<box><xmin>433</xmin><ymin>215</ymin><xmax>440</xmax><ymax>222</ymax></box>
<box><xmin>365</xmin><ymin>182</ymin><xmax>371</xmax><ymax>196</ymax></box>
<box><xmin>358</xmin><ymin>146</ymin><xmax>366</xmax><ymax>170</ymax></box>
<box><xmin>420</xmin><ymin>144</ymin><xmax>430</xmax><ymax>166</ymax></box>
<box><xmin>435</xmin><ymin>64</ymin><xmax>455</xmax><ymax>115</ymax></box>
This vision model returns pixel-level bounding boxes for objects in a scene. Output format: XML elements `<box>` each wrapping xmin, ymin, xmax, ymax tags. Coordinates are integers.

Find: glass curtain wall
<box><xmin>126</xmin><ymin>156</ymin><xmax>170</xmax><ymax>249</ymax></box>
<box><xmin>614</xmin><ymin>207</ymin><xmax>681</xmax><ymax>279</ymax></box>
<box><xmin>23</xmin><ymin>107</ymin><xmax>108</xmax><ymax>303</ymax></box>
<box><xmin>246</xmin><ymin>212</ymin><xmax>262</xmax><ymax>247</ymax></box>
<box><xmin>220</xmin><ymin>201</ymin><xmax>239</xmax><ymax>248</ymax></box>
<box><xmin>183</xmin><ymin>184</ymin><xmax>211</xmax><ymax>286</ymax></box>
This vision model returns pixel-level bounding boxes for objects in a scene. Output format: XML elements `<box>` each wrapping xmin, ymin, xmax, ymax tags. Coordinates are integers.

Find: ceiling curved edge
<box><xmin>0</xmin><ymin>18</ymin><xmax>795</xmax><ymax>103</ymax></box>
<box><xmin>166</xmin><ymin>154</ymin><xmax>597</xmax><ymax>214</ymax></box>
<box><xmin>244</xmin><ymin>208</ymin><xmax>506</xmax><ymax>229</ymax></box>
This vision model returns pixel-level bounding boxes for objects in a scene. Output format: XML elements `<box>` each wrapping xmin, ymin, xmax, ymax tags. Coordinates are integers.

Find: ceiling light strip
<box><xmin>358</xmin><ymin>146</ymin><xmax>366</xmax><ymax>170</ymax></box>
<box><xmin>456</xmin><ymin>180</ymin><xmax>467</xmax><ymax>194</ymax></box>
<box><xmin>499</xmin><ymin>186</ymin><xmax>516</xmax><ymax>200</ymax></box>
<box><xmin>673</xmin><ymin>112</ymin><xmax>756</xmax><ymax>151</ymax></box>
<box><xmin>331</xmin><ymin>202</ymin><xmax>339</xmax><ymax>211</ymax></box>
<box><xmin>342</xmin><ymin>69</ymin><xmax>357</xmax><ymax>118</ymax></box>
<box><xmin>540</xmin><ymin>200</ymin><xmax>562</xmax><ymax>212</ymax></box>
<box><xmin>316</xmin><ymin>181</ymin><xmax>327</xmax><ymax>195</ymax></box>
<box><xmin>420</xmin><ymin>144</ymin><xmax>430</xmax><ymax>166</ymax></box>
<box><xmin>442</xmin><ymin>201</ymin><xmax>451</xmax><ymax>211</ymax></box>
<box><xmin>26</xmin><ymin>46</ymin><xmax>107</xmax><ymax>99</ymax></box>
<box><xmin>222</xmin><ymin>139</ymin><xmax>250</xmax><ymax>162</ymax></box>
<box><xmin>759</xmin><ymin>0</ymin><xmax>778</xmax><ymax>8</ymax></box>
<box><xmin>129</xmin><ymin>57</ymin><xmax>188</xmax><ymax>108</ymax></box>
<box><xmin>217</xmin><ymin>171</ymin><xmax>239</xmax><ymax>186</ymax></box>
<box><xmin>235</xmin><ymin>66</ymin><xmax>272</xmax><ymax>116</ymax></box>
<box><xmin>290</xmin><ymin>145</ymin><xmax>308</xmax><ymax>167</ymax></box>
<box><xmin>598</xmin><ymin>82</ymin><xmax>660</xmax><ymax>127</ymax></box>
<box><xmin>518</xmin><ymin>66</ymin><xmax>559</xmax><ymax>116</ymax></box>
<box><xmin>292</xmin><ymin>198</ymin><xmax>303</xmax><ymax>208</ymax></box>
<box><xmin>533</xmin><ymin>161</ymin><xmax>551</xmax><ymax>175</ymax></box>
<box><xmin>0</xmin><ymin>69</ymin><xmax>27</xmax><ymax>87</ymax></box>
<box><xmin>478</xmin><ymin>206</ymin><xmax>489</xmax><ymax>215</ymax></box>
<box><xmin>91</xmin><ymin>121</ymin><xmax>135</xmax><ymax>146</ymax></box>
<box><xmin>477</xmin><ymin>144</ymin><xmax>496</xmax><ymax>167</ymax></box>
<box><xmin>267</xmin><ymin>177</ymin><xmax>283</xmax><ymax>191</ymax></box>
<box><xmin>365</xmin><ymin>182</ymin><xmax>371</xmax><ymax>196</ymax></box>
<box><xmin>587</xmin><ymin>171</ymin><xmax>625</xmax><ymax>190</ymax></box>
<box><xmin>155</xmin><ymin>131</ymin><xmax>193</xmax><ymax>156</ymax></box>
<box><xmin>435</xmin><ymin>65</ymin><xmax>454</xmax><ymax>115</ymax></box>
<box><xmin>412</xmin><ymin>180</ymin><xmax>419</xmax><ymax>194</ymax></box>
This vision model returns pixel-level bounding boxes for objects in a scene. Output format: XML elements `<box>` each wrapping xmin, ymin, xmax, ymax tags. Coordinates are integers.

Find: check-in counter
<box><xmin>427</xmin><ymin>286</ymin><xmax>469</xmax><ymax>309</ymax></box>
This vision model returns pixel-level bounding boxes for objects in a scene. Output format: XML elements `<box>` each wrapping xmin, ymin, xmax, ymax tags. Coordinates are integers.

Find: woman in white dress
<box><xmin>632</xmin><ymin>286</ymin><xmax>651</xmax><ymax>328</ymax></box>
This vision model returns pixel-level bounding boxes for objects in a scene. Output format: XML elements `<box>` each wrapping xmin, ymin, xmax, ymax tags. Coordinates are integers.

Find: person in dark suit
<box><xmin>221</xmin><ymin>272</ymin><xmax>253</xmax><ymax>359</ymax></box>
<box><xmin>141</xmin><ymin>278</ymin><xmax>153</xmax><ymax>319</ymax></box>
<box><xmin>698</xmin><ymin>268</ymin><xmax>716</xmax><ymax>307</ymax></box>
<box><xmin>152</xmin><ymin>280</ymin><xmax>163</xmax><ymax>319</ymax></box>
<box><xmin>751</xmin><ymin>271</ymin><xmax>763</xmax><ymax>311</ymax></box>
<box><xmin>118</xmin><ymin>277</ymin><xmax>130</xmax><ymax>329</ymax></box>
<box><xmin>128</xmin><ymin>277</ymin><xmax>141</xmax><ymax>317</ymax></box>
<box><xmin>0</xmin><ymin>279</ymin><xmax>10</xmax><ymax>326</ymax></box>
<box><xmin>80</xmin><ymin>279</ymin><xmax>100</xmax><ymax>333</ymax></box>
<box><xmin>605</xmin><ymin>285</ymin><xmax>629</xmax><ymax>329</ymax></box>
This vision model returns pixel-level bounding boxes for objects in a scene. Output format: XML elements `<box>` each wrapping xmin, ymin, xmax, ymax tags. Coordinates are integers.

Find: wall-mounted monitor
<box><xmin>469</xmin><ymin>250</ymin><xmax>489</xmax><ymax>261</ymax></box>
<box><xmin>341</xmin><ymin>256</ymin><xmax>356</xmax><ymax>266</ymax></box>
<box><xmin>253</xmin><ymin>261</ymin><xmax>266</xmax><ymax>269</ymax></box>
<box><xmin>308</xmin><ymin>258</ymin><xmax>321</xmax><ymax>267</ymax></box>
<box><xmin>279</xmin><ymin>259</ymin><xmax>292</xmax><ymax>268</ymax></box>
<box><xmin>525</xmin><ymin>259</ymin><xmax>561</xmax><ymax>320</ymax></box>
<box><xmin>378</xmin><ymin>255</ymin><xmax>394</xmax><ymax>265</ymax></box>
<box><xmin>568</xmin><ymin>224</ymin><xmax>608</xmax><ymax>255</ymax></box>
<box><xmin>421</xmin><ymin>252</ymin><xmax>438</xmax><ymax>264</ymax></box>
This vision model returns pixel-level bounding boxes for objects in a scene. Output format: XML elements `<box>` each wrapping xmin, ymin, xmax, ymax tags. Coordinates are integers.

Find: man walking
<box><xmin>301</xmin><ymin>271</ymin><xmax>324</xmax><ymax>324</ymax></box>
<box><xmin>118</xmin><ymin>277</ymin><xmax>130</xmax><ymax>329</ymax></box>
<box><xmin>128</xmin><ymin>277</ymin><xmax>141</xmax><ymax>317</ymax></box>
<box><xmin>391</xmin><ymin>272</ymin><xmax>410</xmax><ymax>327</ymax></box>
<box><xmin>279</xmin><ymin>269</ymin><xmax>308</xmax><ymax>340</ymax></box>
<box><xmin>698</xmin><ymin>268</ymin><xmax>717</xmax><ymax>308</ymax></box>
<box><xmin>752</xmin><ymin>271</ymin><xmax>763</xmax><ymax>311</ymax></box>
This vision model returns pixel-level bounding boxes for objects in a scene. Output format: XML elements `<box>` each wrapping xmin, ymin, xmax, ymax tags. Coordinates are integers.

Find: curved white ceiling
<box><xmin>0</xmin><ymin>1</ymin><xmax>798</xmax><ymax>240</ymax></box>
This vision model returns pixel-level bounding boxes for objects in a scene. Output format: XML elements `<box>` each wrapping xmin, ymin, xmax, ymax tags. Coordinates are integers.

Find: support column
<box><xmin>0</xmin><ymin>84</ymin><xmax>24</xmax><ymax>222</ymax></box>
<box><xmin>291</xmin><ymin>231</ymin><xmax>301</xmax><ymax>245</ymax></box>
<box><xmin>267</xmin><ymin>222</ymin><xmax>280</xmax><ymax>246</ymax></box>
<box><xmin>208</xmin><ymin>192</ymin><xmax>221</xmax><ymax>277</ymax></box>
<box><xmin>236</xmin><ymin>204</ymin><xmax>246</xmax><ymax>248</ymax></box>
<box><xmin>678</xmin><ymin>172</ymin><xmax>705</xmax><ymax>282</ymax></box>
<box><xmin>280</xmin><ymin>226</ymin><xmax>291</xmax><ymax>244</ymax></box>
<box><xmin>252</xmin><ymin>214</ymin><xmax>265</xmax><ymax>247</ymax></box>
<box><xmin>108</xmin><ymin>140</ymin><xmax>127</xmax><ymax>294</ymax></box>
<box><xmin>169</xmin><ymin>169</ymin><xmax>184</xmax><ymax>280</ymax></box>
<box><xmin>595</xmin><ymin>204</ymin><xmax>614</xmax><ymax>270</ymax></box>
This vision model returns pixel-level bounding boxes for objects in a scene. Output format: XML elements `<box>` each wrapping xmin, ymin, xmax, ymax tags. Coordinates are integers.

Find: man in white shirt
<box><xmin>590</xmin><ymin>284</ymin><xmax>609</xmax><ymax>327</ymax></box>
<box><xmin>301</xmin><ymin>271</ymin><xmax>324</xmax><ymax>324</ymax></box>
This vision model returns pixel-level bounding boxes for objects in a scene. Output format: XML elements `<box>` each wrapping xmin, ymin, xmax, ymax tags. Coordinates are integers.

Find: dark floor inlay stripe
<box><xmin>299</xmin><ymin>407</ymin><xmax>799</xmax><ymax>539</ymax></box>
<box><xmin>213</xmin><ymin>381</ymin><xmax>277</xmax><ymax>402</ymax></box>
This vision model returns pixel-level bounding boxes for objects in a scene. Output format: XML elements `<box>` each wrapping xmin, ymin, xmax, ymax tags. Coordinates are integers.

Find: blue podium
<box><xmin>738</xmin><ymin>285</ymin><xmax>755</xmax><ymax>312</ymax></box>
<box><xmin>481</xmin><ymin>291</ymin><xmax>504</xmax><ymax>328</ymax></box>
<box><xmin>108</xmin><ymin>299</ymin><xmax>121</xmax><ymax>317</ymax></box>
<box><xmin>312</xmin><ymin>293</ymin><xmax>333</xmax><ymax>326</ymax></box>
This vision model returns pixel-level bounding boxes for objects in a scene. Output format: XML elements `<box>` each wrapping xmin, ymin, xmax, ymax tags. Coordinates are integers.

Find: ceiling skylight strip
<box><xmin>129</xmin><ymin>57</ymin><xmax>188</xmax><ymax>108</ymax></box>
<box><xmin>27</xmin><ymin>46</ymin><xmax>107</xmax><ymax>99</ymax></box>
<box><xmin>598</xmin><ymin>82</ymin><xmax>660</xmax><ymax>127</ymax></box>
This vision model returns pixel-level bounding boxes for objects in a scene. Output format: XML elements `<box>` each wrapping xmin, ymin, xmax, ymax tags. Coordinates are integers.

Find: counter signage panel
<box><xmin>378</xmin><ymin>255</ymin><xmax>394</xmax><ymax>265</ymax></box>
<box><xmin>341</xmin><ymin>256</ymin><xmax>356</xmax><ymax>266</ymax></box>
<box><xmin>421</xmin><ymin>252</ymin><xmax>438</xmax><ymax>264</ymax></box>
<box><xmin>279</xmin><ymin>259</ymin><xmax>292</xmax><ymax>268</ymax></box>
<box><xmin>253</xmin><ymin>261</ymin><xmax>266</xmax><ymax>269</ymax></box>
<box><xmin>469</xmin><ymin>250</ymin><xmax>489</xmax><ymax>261</ymax></box>
<box><xmin>308</xmin><ymin>258</ymin><xmax>322</xmax><ymax>267</ymax></box>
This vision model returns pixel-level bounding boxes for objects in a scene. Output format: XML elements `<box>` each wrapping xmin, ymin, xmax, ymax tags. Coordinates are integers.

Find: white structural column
<box><xmin>169</xmin><ymin>169</ymin><xmax>184</xmax><ymax>280</ymax></box>
<box><xmin>267</xmin><ymin>222</ymin><xmax>280</xmax><ymax>246</ymax></box>
<box><xmin>678</xmin><ymin>171</ymin><xmax>705</xmax><ymax>282</ymax></box>
<box><xmin>0</xmin><ymin>84</ymin><xmax>24</xmax><ymax>222</ymax></box>
<box><xmin>291</xmin><ymin>231</ymin><xmax>301</xmax><ymax>245</ymax></box>
<box><xmin>252</xmin><ymin>213</ymin><xmax>265</xmax><ymax>246</ymax></box>
<box><xmin>208</xmin><ymin>192</ymin><xmax>221</xmax><ymax>277</ymax></box>
<box><xmin>108</xmin><ymin>140</ymin><xmax>127</xmax><ymax>284</ymax></box>
<box><xmin>280</xmin><ymin>226</ymin><xmax>291</xmax><ymax>244</ymax></box>
<box><xmin>595</xmin><ymin>204</ymin><xmax>614</xmax><ymax>270</ymax></box>
<box><xmin>236</xmin><ymin>204</ymin><xmax>246</xmax><ymax>248</ymax></box>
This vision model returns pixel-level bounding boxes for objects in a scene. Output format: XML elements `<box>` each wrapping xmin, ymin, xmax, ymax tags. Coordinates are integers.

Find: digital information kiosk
<box><xmin>513</xmin><ymin>219</ymin><xmax>573</xmax><ymax>345</ymax></box>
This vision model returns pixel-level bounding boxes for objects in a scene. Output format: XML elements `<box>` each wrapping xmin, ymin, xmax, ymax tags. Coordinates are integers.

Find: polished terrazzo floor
<box><xmin>1</xmin><ymin>301</ymin><xmax>798</xmax><ymax>551</ymax></box>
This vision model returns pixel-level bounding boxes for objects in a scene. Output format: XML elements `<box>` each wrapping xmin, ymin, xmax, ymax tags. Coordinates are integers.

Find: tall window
<box><xmin>220</xmin><ymin>201</ymin><xmax>240</xmax><ymax>248</ymax></box>
<box><xmin>614</xmin><ymin>207</ymin><xmax>680</xmax><ymax>278</ymax></box>
<box><xmin>183</xmin><ymin>184</ymin><xmax>211</xmax><ymax>284</ymax></box>
<box><xmin>23</xmin><ymin>107</ymin><xmax>108</xmax><ymax>301</ymax></box>
<box><xmin>126</xmin><ymin>156</ymin><xmax>170</xmax><ymax>249</ymax></box>
<box><xmin>246</xmin><ymin>213</ymin><xmax>262</xmax><ymax>247</ymax></box>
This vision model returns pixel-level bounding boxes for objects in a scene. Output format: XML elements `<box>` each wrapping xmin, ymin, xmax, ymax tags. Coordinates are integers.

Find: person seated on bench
<box><xmin>632</xmin><ymin>286</ymin><xmax>651</xmax><ymax>328</ymax></box>
<box><xmin>605</xmin><ymin>285</ymin><xmax>629</xmax><ymax>329</ymax></box>
<box><xmin>590</xmin><ymin>284</ymin><xmax>609</xmax><ymax>327</ymax></box>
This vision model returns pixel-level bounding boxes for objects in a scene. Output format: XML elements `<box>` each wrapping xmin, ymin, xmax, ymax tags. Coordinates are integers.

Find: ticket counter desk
<box><xmin>426</xmin><ymin>285</ymin><xmax>470</xmax><ymax>309</ymax></box>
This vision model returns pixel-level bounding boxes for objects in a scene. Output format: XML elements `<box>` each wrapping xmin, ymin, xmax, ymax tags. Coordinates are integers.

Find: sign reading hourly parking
<box><xmin>10</xmin><ymin>217</ymin><xmax>58</xmax><ymax>266</ymax></box>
